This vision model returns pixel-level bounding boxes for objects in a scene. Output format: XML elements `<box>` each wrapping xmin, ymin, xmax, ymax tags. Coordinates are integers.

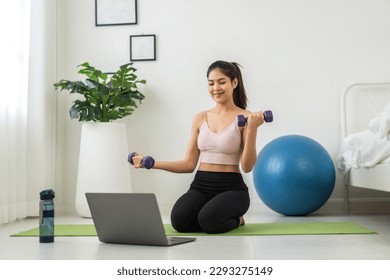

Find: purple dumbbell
<box><xmin>128</xmin><ymin>152</ymin><xmax>155</xmax><ymax>170</ymax></box>
<box><xmin>237</xmin><ymin>110</ymin><xmax>273</xmax><ymax>127</ymax></box>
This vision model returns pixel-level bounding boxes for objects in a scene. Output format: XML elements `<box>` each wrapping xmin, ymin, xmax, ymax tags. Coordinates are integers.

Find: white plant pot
<box><xmin>75</xmin><ymin>122</ymin><xmax>132</xmax><ymax>217</ymax></box>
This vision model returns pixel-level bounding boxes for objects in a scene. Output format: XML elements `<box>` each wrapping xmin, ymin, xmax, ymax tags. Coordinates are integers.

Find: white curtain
<box><xmin>26</xmin><ymin>0</ymin><xmax>57</xmax><ymax>217</ymax></box>
<box><xmin>1</xmin><ymin>0</ymin><xmax>57</xmax><ymax>224</ymax></box>
<box><xmin>0</xmin><ymin>1</ymin><xmax>31</xmax><ymax>223</ymax></box>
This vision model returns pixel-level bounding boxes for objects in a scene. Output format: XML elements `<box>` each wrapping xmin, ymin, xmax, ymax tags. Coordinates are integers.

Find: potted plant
<box><xmin>54</xmin><ymin>62</ymin><xmax>147</xmax><ymax>217</ymax></box>
<box><xmin>54</xmin><ymin>62</ymin><xmax>146</xmax><ymax>122</ymax></box>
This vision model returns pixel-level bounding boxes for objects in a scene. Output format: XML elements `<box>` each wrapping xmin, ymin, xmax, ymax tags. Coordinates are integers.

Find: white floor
<box><xmin>1</xmin><ymin>213</ymin><xmax>390</xmax><ymax>260</ymax></box>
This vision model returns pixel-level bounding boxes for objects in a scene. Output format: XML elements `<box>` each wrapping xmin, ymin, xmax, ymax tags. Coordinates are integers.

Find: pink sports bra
<box><xmin>197</xmin><ymin>120</ymin><xmax>242</xmax><ymax>165</ymax></box>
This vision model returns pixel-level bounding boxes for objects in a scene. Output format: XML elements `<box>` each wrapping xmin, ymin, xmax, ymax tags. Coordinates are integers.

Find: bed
<box><xmin>339</xmin><ymin>83</ymin><xmax>390</xmax><ymax>212</ymax></box>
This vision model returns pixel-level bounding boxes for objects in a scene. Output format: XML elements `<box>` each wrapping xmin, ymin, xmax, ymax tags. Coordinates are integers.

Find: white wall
<box><xmin>55</xmin><ymin>0</ymin><xmax>390</xmax><ymax>215</ymax></box>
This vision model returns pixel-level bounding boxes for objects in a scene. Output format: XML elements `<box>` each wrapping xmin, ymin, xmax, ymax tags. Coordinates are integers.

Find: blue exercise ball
<box><xmin>253</xmin><ymin>135</ymin><xmax>335</xmax><ymax>216</ymax></box>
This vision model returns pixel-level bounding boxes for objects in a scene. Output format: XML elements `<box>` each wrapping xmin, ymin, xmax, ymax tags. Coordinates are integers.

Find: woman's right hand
<box><xmin>132</xmin><ymin>154</ymin><xmax>144</xmax><ymax>168</ymax></box>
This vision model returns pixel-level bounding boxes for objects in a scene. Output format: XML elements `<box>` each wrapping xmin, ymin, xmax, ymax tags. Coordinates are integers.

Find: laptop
<box><xmin>85</xmin><ymin>193</ymin><xmax>196</xmax><ymax>246</ymax></box>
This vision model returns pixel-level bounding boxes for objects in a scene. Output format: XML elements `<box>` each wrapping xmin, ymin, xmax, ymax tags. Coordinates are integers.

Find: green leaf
<box><xmin>70</xmin><ymin>100</ymin><xmax>100</xmax><ymax>121</ymax></box>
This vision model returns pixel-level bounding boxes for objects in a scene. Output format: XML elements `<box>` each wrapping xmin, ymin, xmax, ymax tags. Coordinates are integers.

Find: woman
<box><xmin>132</xmin><ymin>60</ymin><xmax>264</xmax><ymax>233</ymax></box>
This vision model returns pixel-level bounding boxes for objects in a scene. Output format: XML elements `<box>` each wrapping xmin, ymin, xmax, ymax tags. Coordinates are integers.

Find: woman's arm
<box><xmin>133</xmin><ymin>112</ymin><xmax>203</xmax><ymax>173</ymax></box>
<box><xmin>240</xmin><ymin>111</ymin><xmax>264</xmax><ymax>173</ymax></box>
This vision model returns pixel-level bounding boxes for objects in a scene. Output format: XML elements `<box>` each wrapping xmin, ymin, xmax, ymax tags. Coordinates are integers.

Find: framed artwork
<box><xmin>95</xmin><ymin>0</ymin><xmax>137</xmax><ymax>26</ymax></box>
<box><xmin>130</xmin><ymin>35</ymin><xmax>156</xmax><ymax>61</ymax></box>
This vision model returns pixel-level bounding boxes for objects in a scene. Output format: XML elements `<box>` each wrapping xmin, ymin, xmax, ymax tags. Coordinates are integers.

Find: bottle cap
<box><xmin>40</xmin><ymin>189</ymin><xmax>55</xmax><ymax>200</ymax></box>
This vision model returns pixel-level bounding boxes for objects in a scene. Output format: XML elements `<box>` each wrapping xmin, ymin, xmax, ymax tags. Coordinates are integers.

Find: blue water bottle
<box><xmin>39</xmin><ymin>189</ymin><xmax>55</xmax><ymax>243</ymax></box>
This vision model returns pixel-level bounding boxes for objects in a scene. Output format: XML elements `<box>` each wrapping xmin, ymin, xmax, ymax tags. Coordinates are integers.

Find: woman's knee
<box><xmin>197</xmin><ymin>208</ymin><xmax>235</xmax><ymax>234</ymax></box>
<box><xmin>170</xmin><ymin>191</ymin><xmax>209</xmax><ymax>232</ymax></box>
<box><xmin>171</xmin><ymin>206</ymin><xmax>194</xmax><ymax>232</ymax></box>
<box><xmin>197</xmin><ymin>212</ymin><xmax>218</xmax><ymax>234</ymax></box>
<box><xmin>197</xmin><ymin>191</ymin><xmax>250</xmax><ymax>233</ymax></box>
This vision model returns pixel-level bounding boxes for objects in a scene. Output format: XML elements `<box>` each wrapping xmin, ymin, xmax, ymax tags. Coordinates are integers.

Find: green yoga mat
<box><xmin>11</xmin><ymin>222</ymin><xmax>375</xmax><ymax>237</ymax></box>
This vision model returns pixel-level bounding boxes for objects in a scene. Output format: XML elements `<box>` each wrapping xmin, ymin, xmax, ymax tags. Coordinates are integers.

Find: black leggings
<box><xmin>170</xmin><ymin>171</ymin><xmax>250</xmax><ymax>234</ymax></box>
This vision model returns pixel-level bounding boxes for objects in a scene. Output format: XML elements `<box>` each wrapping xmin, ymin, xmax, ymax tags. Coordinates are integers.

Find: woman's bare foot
<box><xmin>239</xmin><ymin>216</ymin><xmax>245</xmax><ymax>226</ymax></box>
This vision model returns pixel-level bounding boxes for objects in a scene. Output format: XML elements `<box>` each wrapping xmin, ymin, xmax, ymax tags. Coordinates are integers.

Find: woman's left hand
<box><xmin>246</xmin><ymin>111</ymin><xmax>264</xmax><ymax>130</ymax></box>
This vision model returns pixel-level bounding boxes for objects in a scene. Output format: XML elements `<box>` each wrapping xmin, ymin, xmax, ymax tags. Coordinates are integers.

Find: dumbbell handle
<box><xmin>127</xmin><ymin>152</ymin><xmax>155</xmax><ymax>170</ymax></box>
<box><xmin>237</xmin><ymin>110</ymin><xmax>273</xmax><ymax>127</ymax></box>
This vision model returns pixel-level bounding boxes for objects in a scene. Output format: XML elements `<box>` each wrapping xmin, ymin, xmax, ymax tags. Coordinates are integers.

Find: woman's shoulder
<box><xmin>239</xmin><ymin>109</ymin><xmax>252</xmax><ymax>117</ymax></box>
<box><xmin>194</xmin><ymin>110</ymin><xmax>212</xmax><ymax>121</ymax></box>
<box><xmin>192</xmin><ymin>111</ymin><xmax>207</xmax><ymax>128</ymax></box>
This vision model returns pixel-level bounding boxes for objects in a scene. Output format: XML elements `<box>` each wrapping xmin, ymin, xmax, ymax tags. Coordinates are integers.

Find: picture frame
<box><xmin>130</xmin><ymin>35</ymin><xmax>156</xmax><ymax>61</ymax></box>
<box><xmin>95</xmin><ymin>0</ymin><xmax>137</xmax><ymax>26</ymax></box>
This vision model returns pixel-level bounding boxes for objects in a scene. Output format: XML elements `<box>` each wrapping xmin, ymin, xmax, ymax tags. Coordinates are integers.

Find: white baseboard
<box><xmin>36</xmin><ymin>197</ymin><xmax>390</xmax><ymax>219</ymax></box>
<box><xmin>345</xmin><ymin>197</ymin><xmax>390</xmax><ymax>213</ymax></box>
<box><xmin>241</xmin><ymin>197</ymin><xmax>390</xmax><ymax>215</ymax></box>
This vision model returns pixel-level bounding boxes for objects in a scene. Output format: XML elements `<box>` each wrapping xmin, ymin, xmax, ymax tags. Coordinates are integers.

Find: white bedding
<box><xmin>336</xmin><ymin>101</ymin><xmax>390</xmax><ymax>175</ymax></box>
